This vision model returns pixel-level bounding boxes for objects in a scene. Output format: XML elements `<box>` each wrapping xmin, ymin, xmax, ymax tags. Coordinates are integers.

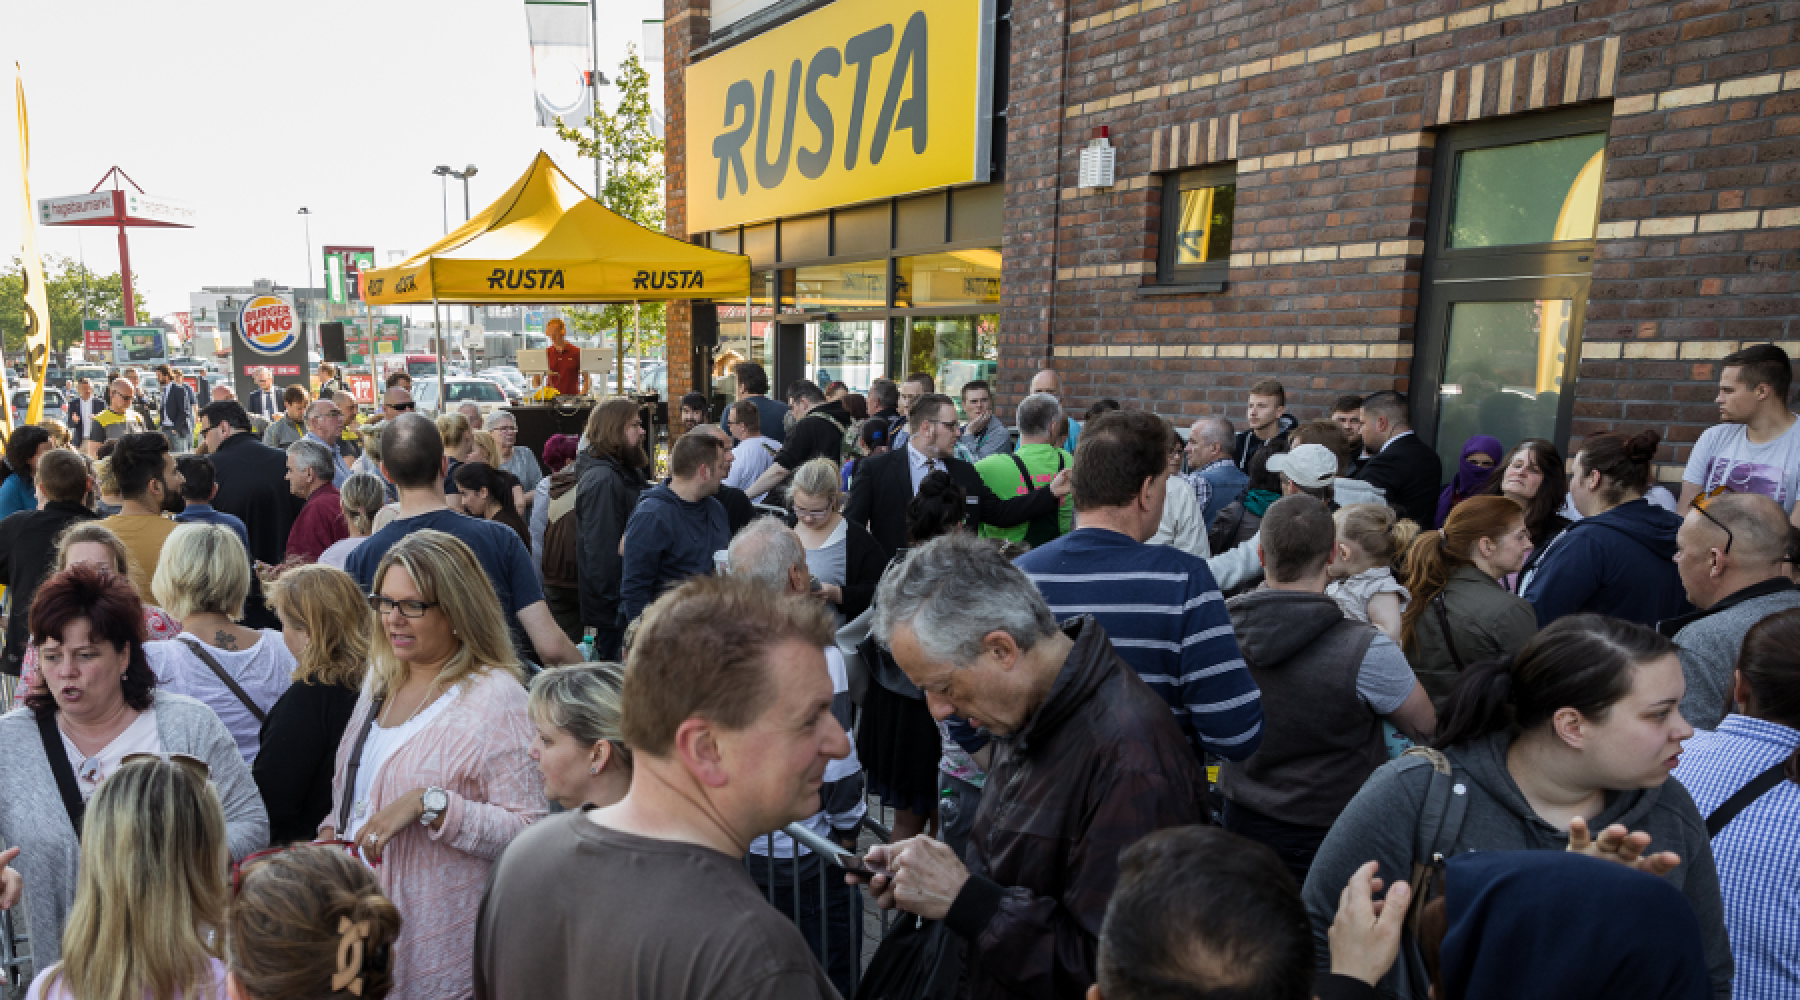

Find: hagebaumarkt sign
<box><xmin>684</xmin><ymin>0</ymin><xmax>995</xmax><ymax>233</ymax></box>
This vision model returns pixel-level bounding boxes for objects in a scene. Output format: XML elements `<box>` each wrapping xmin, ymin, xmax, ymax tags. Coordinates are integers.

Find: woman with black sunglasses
<box><xmin>0</xmin><ymin>565</ymin><xmax>267</xmax><ymax>973</ymax></box>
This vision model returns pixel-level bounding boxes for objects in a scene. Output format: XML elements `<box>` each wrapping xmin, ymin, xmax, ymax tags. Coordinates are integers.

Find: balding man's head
<box><xmin>1187</xmin><ymin>415</ymin><xmax>1235</xmax><ymax>467</ymax></box>
<box><xmin>1030</xmin><ymin>368</ymin><xmax>1061</xmax><ymax>397</ymax></box>
<box><xmin>211</xmin><ymin>385</ymin><xmax>235</xmax><ymax>402</ymax></box>
<box><xmin>382</xmin><ymin>387</ymin><xmax>415</xmax><ymax>419</ymax></box>
<box><xmin>728</xmin><ymin>518</ymin><xmax>809</xmax><ymax>596</ymax></box>
<box><xmin>107</xmin><ymin>378</ymin><xmax>134</xmax><ymax>412</ymax></box>
<box><xmin>380</xmin><ymin>413</ymin><xmax>445</xmax><ymax>488</ymax></box>
<box><xmin>1677</xmin><ymin>491</ymin><xmax>1793</xmax><ymax>611</ymax></box>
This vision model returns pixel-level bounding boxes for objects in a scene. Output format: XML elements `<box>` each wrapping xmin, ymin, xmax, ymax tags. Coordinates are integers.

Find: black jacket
<box><xmin>1232</xmin><ymin>413</ymin><xmax>1299</xmax><ymax>471</ymax></box>
<box><xmin>0</xmin><ymin>501</ymin><xmax>98</xmax><ymax>675</ymax></box>
<box><xmin>784</xmin><ymin>512</ymin><xmax>892</xmax><ymax>621</ymax></box>
<box><xmin>1354</xmin><ymin>432</ymin><xmax>1443</xmax><ymax>528</ymax></box>
<box><xmin>845</xmin><ymin>446</ymin><xmax>1059</xmax><ymax>553</ymax></box>
<box><xmin>574</xmin><ymin>451</ymin><xmax>650</xmax><ymax>636</ymax></box>
<box><xmin>208</xmin><ymin>430</ymin><xmax>304</xmax><ymax>566</ymax></box>
<box><xmin>253</xmin><ymin>679</ymin><xmax>360</xmax><ymax>844</ymax></box>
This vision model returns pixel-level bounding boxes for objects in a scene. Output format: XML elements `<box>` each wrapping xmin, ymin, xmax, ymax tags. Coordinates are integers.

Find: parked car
<box><xmin>413</xmin><ymin>376</ymin><xmax>511</xmax><ymax>420</ymax></box>
<box><xmin>11</xmin><ymin>387</ymin><xmax>68</xmax><ymax>426</ymax></box>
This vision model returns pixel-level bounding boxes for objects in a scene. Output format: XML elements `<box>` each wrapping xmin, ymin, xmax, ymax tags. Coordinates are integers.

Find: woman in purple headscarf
<box><xmin>1435</xmin><ymin>435</ymin><xmax>1503</xmax><ymax>527</ymax></box>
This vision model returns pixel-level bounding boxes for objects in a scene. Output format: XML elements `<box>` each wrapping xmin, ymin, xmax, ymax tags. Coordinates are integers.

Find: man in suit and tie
<box><xmin>66</xmin><ymin>378</ymin><xmax>104</xmax><ymax>450</ymax></box>
<box><xmin>246</xmin><ymin>367</ymin><xmax>280</xmax><ymax>422</ymax></box>
<box><xmin>197</xmin><ymin>399</ymin><xmax>304</xmax><ymax>627</ymax></box>
<box><xmin>846</xmin><ymin>392</ymin><xmax>1071</xmax><ymax>553</ymax></box>
<box><xmin>1351</xmin><ymin>390</ymin><xmax>1443</xmax><ymax>527</ymax></box>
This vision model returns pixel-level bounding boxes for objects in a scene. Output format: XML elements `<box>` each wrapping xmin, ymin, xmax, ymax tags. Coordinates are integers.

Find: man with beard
<box><xmin>100</xmin><ymin>431</ymin><xmax>186</xmax><ymax>598</ymax></box>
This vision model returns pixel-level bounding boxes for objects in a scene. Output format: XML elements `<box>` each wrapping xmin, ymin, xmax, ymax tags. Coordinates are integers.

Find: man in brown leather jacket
<box><xmin>864</xmin><ymin>532</ymin><xmax>1211</xmax><ymax>999</ymax></box>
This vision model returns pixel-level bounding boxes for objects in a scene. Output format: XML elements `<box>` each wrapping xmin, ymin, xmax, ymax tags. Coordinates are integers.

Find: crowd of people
<box><xmin>0</xmin><ymin>349</ymin><xmax>1795</xmax><ymax>1000</ymax></box>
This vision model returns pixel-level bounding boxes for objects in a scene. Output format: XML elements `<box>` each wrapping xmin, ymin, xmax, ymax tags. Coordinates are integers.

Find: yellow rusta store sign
<box><xmin>685</xmin><ymin>0</ymin><xmax>995</xmax><ymax>233</ymax></box>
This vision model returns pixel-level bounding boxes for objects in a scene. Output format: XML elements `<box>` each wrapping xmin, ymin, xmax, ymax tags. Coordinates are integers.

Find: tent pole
<box><xmin>632</xmin><ymin>301</ymin><xmax>641</xmax><ymax>396</ymax></box>
<box><xmin>433</xmin><ymin>298</ymin><xmax>445</xmax><ymax>412</ymax></box>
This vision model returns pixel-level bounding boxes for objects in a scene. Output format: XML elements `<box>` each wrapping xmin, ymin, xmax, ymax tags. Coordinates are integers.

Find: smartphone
<box><xmin>840</xmin><ymin>854</ymin><xmax>891</xmax><ymax>884</ymax></box>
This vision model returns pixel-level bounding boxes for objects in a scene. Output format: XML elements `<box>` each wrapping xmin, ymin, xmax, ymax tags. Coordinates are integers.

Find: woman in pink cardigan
<box><xmin>321</xmin><ymin>529</ymin><xmax>546</xmax><ymax>1000</ymax></box>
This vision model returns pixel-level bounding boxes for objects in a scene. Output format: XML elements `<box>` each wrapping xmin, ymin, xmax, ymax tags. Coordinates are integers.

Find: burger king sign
<box><xmin>239</xmin><ymin>295</ymin><xmax>297</xmax><ymax>355</ymax></box>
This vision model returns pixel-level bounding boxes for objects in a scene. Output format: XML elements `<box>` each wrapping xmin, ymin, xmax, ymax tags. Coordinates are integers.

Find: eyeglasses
<box><xmin>367</xmin><ymin>595</ymin><xmax>440</xmax><ymax>618</ymax></box>
<box><xmin>120</xmin><ymin>751</ymin><xmax>211</xmax><ymax>779</ymax></box>
<box><xmin>233</xmin><ymin>840</ymin><xmax>375</xmax><ymax>894</ymax></box>
<box><xmin>794</xmin><ymin>504</ymin><xmax>832</xmax><ymax>521</ymax></box>
<box><xmin>1692</xmin><ymin>486</ymin><xmax>1735</xmax><ymax>554</ymax></box>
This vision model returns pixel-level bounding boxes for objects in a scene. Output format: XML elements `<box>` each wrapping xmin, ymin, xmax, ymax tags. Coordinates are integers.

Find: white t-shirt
<box><xmin>344</xmin><ymin>684</ymin><xmax>461</xmax><ymax>848</ymax></box>
<box><xmin>726</xmin><ymin>436</ymin><xmax>780</xmax><ymax>502</ymax></box>
<box><xmin>145</xmin><ymin>631</ymin><xmax>295</xmax><ymax>764</ymax></box>
<box><xmin>319</xmin><ymin>535</ymin><xmax>368</xmax><ymax>570</ymax></box>
<box><xmin>60</xmin><ymin>708</ymin><xmax>162</xmax><ymax>801</ymax></box>
<box><xmin>1682</xmin><ymin>417</ymin><xmax>1800</xmax><ymax>512</ymax></box>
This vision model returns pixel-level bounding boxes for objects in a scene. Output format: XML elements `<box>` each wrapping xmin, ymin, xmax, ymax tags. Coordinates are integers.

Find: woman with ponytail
<box><xmin>1302</xmin><ymin>614</ymin><xmax>1732</xmax><ymax>999</ymax></box>
<box><xmin>1399</xmin><ymin>495</ymin><xmax>1539</xmax><ymax>709</ymax></box>
<box><xmin>1519</xmin><ymin>430</ymin><xmax>1688</xmax><ymax>627</ymax></box>
<box><xmin>228</xmin><ymin>846</ymin><xmax>402</xmax><ymax>1000</ymax></box>
<box><xmin>1674</xmin><ymin>608</ymin><xmax>1800</xmax><ymax>998</ymax></box>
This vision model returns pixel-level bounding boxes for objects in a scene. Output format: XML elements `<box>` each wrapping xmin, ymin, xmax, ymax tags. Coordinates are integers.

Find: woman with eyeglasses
<box><xmin>0</xmin><ymin>565</ymin><xmax>267</xmax><ymax>973</ymax></box>
<box><xmin>1519</xmin><ymin>430</ymin><xmax>1688</xmax><ymax>627</ymax></box>
<box><xmin>27</xmin><ymin>755</ymin><xmax>233</xmax><ymax>1000</ymax></box>
<box><xmin>228</xmin><ymin>845</ymin><xmax>403</xmax><ymax>1000</ymax></box>
<box><xmin>255</xmin><ymin>564</ymin><xmax>372</xmax><ymax>844</ymax></box>
<box><xmin>787</xmin><ymin>457</ymin><xmax>889</xmax><ymax>622</ymax></box>
<box><xmin>320</xmin><ymin>529</ymin><xmax>545</xmax><ymax>1000</ymax></box>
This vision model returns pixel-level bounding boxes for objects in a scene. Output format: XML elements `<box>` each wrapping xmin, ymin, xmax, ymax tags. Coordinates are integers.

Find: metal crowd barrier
<box><xmin>0</xmin><ymin>909</ymin><xmax>29</xmax><ymax>988</ymax></box>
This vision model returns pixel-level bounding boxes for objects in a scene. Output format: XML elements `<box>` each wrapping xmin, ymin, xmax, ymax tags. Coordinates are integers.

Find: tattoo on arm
<box><xmin>214</xmin><ymin>630</ymin><xmax>238</xmax><ymax>651</ymax></box>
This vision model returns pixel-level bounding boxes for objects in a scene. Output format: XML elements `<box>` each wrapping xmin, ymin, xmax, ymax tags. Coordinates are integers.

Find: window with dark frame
<box><xmin>1157</xmin><ymin>164</ymin><xmax>1237</xmax><ymax>287</ymax></box>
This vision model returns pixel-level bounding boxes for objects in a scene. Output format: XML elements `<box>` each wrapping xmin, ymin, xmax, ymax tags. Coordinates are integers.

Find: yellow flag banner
<box><xmin>13</xmin><ymin>63</ymin><xmax>53</xmax><ymax>433</ymax></box>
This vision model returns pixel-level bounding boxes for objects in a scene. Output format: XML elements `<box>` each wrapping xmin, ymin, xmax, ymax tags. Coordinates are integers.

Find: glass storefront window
<box><xmin>805</xmin><ymin>320</ymin><xmax>886</xmax><ymax>393</ymax></box>
<box><xmin>1433</xmin><ymin>299</ymin><xmax>1574</xmax><ymax>481</ymax></box>
<box><xmin>795</xmin><ymin>260</ymin><xmax>888</xmax><ymax>311</ymax></box>
<box><xmin>894</xmin><ymin>249</ymin><xmax>1001</xmax><ymax>308</ymax></box>
<box><xmin>900</xmin><ymin>314</ymin><xmax>999</xmax><ymax>415</ymax></box>
<box><xmin>1449</xmin><ymin>133</ymin><xmax>1606</xmax><ymax>247</ymax></box>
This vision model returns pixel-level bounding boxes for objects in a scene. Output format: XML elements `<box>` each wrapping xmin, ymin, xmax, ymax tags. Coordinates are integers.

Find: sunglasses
<box><xmin>386</xmin><ymin>402</ymin><xmax>415</xmax><ymax>412</ymax></box>
<box><xmin>1692</xmin><ymin>484</ymin><xmax>1735</xmax><ymax>554</ymax></box>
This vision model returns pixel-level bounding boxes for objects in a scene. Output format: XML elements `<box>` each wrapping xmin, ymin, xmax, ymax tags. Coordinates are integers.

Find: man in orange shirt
<box><xmin>544</xmin><ymin>318</ymin><xmax>586</xmax><ymax>396</ymax></box>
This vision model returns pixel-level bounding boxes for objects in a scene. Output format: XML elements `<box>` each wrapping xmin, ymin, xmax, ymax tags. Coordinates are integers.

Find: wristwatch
<box><xmin>419</xmin><ymin>787</ymin><xmax>449</xmax><ymax>828</ymax></box>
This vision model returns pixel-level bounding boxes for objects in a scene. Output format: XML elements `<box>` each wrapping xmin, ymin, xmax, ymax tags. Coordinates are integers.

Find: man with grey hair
<box><xmin>283</xmin><ymin>438</ymin><xmax>347</xmax><ymax>562</ymax></box>
<box><xmin>1183</xmin><ymin>414</ymin><xmax>1247</xmax><ymax>526</ymax></box>
<box><xmin>459</xmin><ymin>400</ymin><xmax>485</xmax><ymax>432</ymax></box>
<box><xmin>1661</xmin><ymin>491</ymin><xmax>1800</xmax><ymax>727</ymax></box>
<box><xmin>725</xmin><ymin>518</ymin><xmax>867</xmax><ymax>996</ymax></box>
<box><xmin>860</xmin><ymin>531</ymin><xmax>1210</xmax><ymax>999</ymax></box>
<box><xmin>302</xmin><ymin>398</ymin><xmax>352</xmax><ymax>487</ymax></box>
<box><xmin>973</xmin><ymin>391</ymin><xmax>1071</xmax><ymax>546</ymax></box>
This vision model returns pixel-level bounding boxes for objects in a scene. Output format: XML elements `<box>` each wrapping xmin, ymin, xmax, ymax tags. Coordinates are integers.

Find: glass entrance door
<box><xmin>897</xmin><ymin>314</ymin><xmax>999</xmax><ymax>416</ymax></box>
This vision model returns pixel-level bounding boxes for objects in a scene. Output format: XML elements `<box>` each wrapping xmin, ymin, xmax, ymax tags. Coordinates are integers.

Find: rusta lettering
<box><xmin>486</xmin><ymin>268</ymin><xmax>568</xmax><ymax>291</ymax></box>
<box><xmin>395</xmin><ymin>275</ymin><xmax>418</xmax><ymax>294</ymax></box>
<box><xmin>714</xmin><ymin>10</ymin><xmax>928</xmax><ymax>199</ymax></box>
<box><xmin>365</xmin><ymin>278</ymin><xmax>384</xmax><ymax>296</ymax></box>
<box><xmin>632</xmin><ymin>270</ymin><xmax>706</xmax><ymax>290</ymax></box>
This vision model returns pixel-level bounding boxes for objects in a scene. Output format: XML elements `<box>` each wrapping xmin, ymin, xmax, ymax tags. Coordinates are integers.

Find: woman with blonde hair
<box><xmin>321</xmin><ymin>529</ymin><xmax>544</xmax><ymax>1000</ymax></box>
<box><xmin>12</xmin><ymin>522</ymin><xmax>183</xmax><ymax>711</ymax></box>
<box><xmin>145</xmin><ymin>523</ymin><xmax>295</xmax><ymax>763</ymax></box>
<box><xmin>574</xmin><ymin>398</ymin><xmax>649</xmax><ymax>661</ymax></box>
<box><xmin>526</xmin><ymin>663</ymin><xmax>633</xmax><ymax>810</ymax></box>
<box><xmin>254</xmin><ymin>565</ymin><xmax>373</xmax><ymax>844</ymax></box>
<box><xmin>788</xmin><ymin>457</ymin><xmax>889</xmax><ymax>621</ymax></box>
<box><xmin>28</xmin><ymin>756</ymin><xmax>232</xmax><ymax>1000</ymax></box>
<box><xmin>227</xmin><ymin>846</ymin><xmax>403</xmax><ymax>1000</ymax></box>
<box><xmin>319</xmin><ymin>473</ymin><xmax>386</xmax><ymax>571</ymax></box>
<box><xmin>1399</xmin><ymin>494</ymin><xmax>1538</xmax><ymax>709</ymax></box>
<box><xmin>470</xmin><ymin>430</ymin><xmax>500</xmax><ymax>468</ymax></box>
<box><xmin>435</xmin><ymin>414</ymin><xmax>474</xmax><ymax>513</ymax></box>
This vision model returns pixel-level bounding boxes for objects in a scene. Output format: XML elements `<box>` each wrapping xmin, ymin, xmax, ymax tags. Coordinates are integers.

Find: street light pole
<box><xmin>432</xmin><ymin>165</ymin><xmax>452</xmax><ymax>233</ymax></box>
<box><xmin>445</xmin><ymin>165</ymin><xmax>480</xmax><ymax>331</ymax></box>
<box><xmin>297</xmin><ymin>208</ymin><xmax>313</xmax><ymax>289</ymax></box>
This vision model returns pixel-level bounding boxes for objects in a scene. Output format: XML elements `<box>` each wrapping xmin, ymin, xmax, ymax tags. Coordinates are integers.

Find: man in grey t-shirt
<box><xmin>473</xmin><ymin>576</ymin><xmax>844</xmax><ymax>1000</ymax></box>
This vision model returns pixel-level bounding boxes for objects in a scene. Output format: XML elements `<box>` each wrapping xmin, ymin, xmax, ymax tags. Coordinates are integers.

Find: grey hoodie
<box><xmin>1301</xmin><ymin>731</ymin><xmax>1731</xmax><ymax>999</ymax></box>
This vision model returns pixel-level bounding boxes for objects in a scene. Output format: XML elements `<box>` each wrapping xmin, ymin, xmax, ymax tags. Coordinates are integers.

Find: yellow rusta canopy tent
<box><xmin>362</xmin><ymin>151</ymin><xmax>748</xmax><ymax>305</ymax></box>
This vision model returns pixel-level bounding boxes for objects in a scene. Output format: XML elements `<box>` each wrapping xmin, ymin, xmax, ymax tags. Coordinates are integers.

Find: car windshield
<box><xmin>447</xmin><ymin>381</ymin><xmax>506</xmax><ymax>402</ymax></box>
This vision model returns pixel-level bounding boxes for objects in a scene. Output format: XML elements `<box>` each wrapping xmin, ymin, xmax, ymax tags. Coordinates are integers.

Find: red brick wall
<box><xmin>663</xmin><ymin>0</ymin><xmax>710</xmax><ymax>399</ymax></box>
<box><xmin>1004</xmin><ymin>0</ymin><xmax>1798</xmax><ymax>476</ymax></box>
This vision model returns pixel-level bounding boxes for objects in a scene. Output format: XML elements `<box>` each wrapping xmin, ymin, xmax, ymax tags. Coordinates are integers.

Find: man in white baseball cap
<box><xmin>1266</xmin><ymin>443</ymin><xmax>1338</xmax><ymax>499</ymax></box>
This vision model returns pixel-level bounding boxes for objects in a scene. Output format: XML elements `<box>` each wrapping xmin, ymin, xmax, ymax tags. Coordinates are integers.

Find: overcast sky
<box><xmin>5</xmin><ymin>0</ymin><xmax>665</xmax><ymax>317</ymax></box>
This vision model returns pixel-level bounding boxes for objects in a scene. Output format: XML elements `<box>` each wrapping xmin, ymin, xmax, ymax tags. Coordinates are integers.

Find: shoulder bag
<box><xmin>179</xmin><ymin>637</ymin><xmax>267</xmax><ymax>724</ymax></box>
<box><xmin>1704</xmin><ymin>760</ymin><xmax>1790</xmax><ymax>837</ymax></box>
<box><xmin>335</xmin><ymin>698</ymin><xmax>386</xmax><ymax>834</ymax></box>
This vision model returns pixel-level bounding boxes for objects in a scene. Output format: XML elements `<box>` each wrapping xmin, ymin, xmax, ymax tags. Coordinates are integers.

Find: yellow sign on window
<box><xmin>1176</xmin><ymin>188</ymin><xmax>1218</xmax><ymax>265</ymax></box>
<box><xmin>684</xmin><ymin>0</ymin><xmax>995</xmax><ymax>233</ymax></box>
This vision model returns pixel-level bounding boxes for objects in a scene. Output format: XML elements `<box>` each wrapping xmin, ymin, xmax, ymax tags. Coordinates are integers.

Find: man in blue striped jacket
<box><xmin>1015</xmin><ymin>409</ymin><xmax>1264</xmax><ymax>766</ymax></box>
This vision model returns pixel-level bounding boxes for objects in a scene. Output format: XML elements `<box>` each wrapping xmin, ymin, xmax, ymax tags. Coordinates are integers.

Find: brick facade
<box><xmin>1004</xmin><ymin>0</ymin><xmax>1798</xmax><ymax>478</ymax></box>
<box><xmin>663</xmin><ymin>0</ymin><xmax>709</xmax><ymax>399</ymax></box>
<box><xmin>666</xmin><ymin>0</ymin><xmax>1798</xmax><ymax>476</ymax></box>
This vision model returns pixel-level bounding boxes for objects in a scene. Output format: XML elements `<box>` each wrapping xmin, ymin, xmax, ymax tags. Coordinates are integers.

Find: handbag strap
<box><xmin>36</xmin><ymin>710</ymin><xmax>86</xmax><ymax>839</ymax></box>
<box><xmin>1432</xmin><ymin>594</ymin><xmax>1467</xmax><ymax>670</ymax></box>
<box><xmin>1705</xmin><ymin>760</ymin><xmax>1789</xmax><ymax>837</ymax></box>
<box><xmin>335</xmin><ymin>698</ymin><xmax>385</xmax><ymax>833</ymax></box>
<box><xmin>179</xmin><ymin>638</ymin><xmax>266</xmax><ymax>723</ymax></box>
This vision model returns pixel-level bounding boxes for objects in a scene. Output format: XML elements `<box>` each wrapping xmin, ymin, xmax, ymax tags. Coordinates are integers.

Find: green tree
<box><xmin>0</xmin><ymin>255</ymin><xmax>148</xmax><ymax>358</ymax></box>
<box><xmin>554</xmin><ymin>46</ymin><xmax>667</xmax><ymax>375</ymax></box>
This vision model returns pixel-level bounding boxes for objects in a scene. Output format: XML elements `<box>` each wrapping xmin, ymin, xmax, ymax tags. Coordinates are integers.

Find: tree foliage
<box><xmin>1</xmin><ymin>255</ymin><xmax>149</xmax><ymax>359</ymax></box>
<box><xmin>553</xmin><ymin>46</ymin><xmax>667</xmax><ymax>359</ymax></box>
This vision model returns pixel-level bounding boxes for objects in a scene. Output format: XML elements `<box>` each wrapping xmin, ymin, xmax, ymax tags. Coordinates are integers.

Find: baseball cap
<box><xmin>1266</xmin><ymin>443</ymin><xmax>1337</xmax><ymax>489</ymax></box>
